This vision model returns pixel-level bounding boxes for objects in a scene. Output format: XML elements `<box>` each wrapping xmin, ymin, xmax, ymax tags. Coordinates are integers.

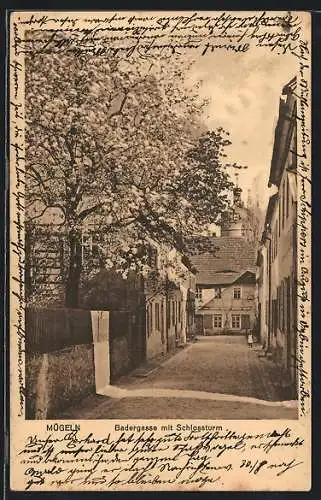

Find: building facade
<box><xmin>256</xmin><ymin>240</ymin><xmax>268</xmax><ymax>346</ymax></box>
<box><xmin>257</xmin><ymin>77</ymin><xmax>297</xmax><ymax>395</ymax></box>
<box><xmin>144</xmin><ymin>245</ymin><xmax>196</xmax><ymax>359</ymax></box>
<box><xmin>190</xmin><ymin>232</ymin><xmax>257</xmax><ymax>335</ymax></box>
<box><xmin>26</xmin><ymin>224</ymin><xmax>196</xmax><ymax>367</ymax></box>
<box><xmin>195</xmin><ymin>270</ymin><xmax>256</xmax><ymax>335</ymax></box>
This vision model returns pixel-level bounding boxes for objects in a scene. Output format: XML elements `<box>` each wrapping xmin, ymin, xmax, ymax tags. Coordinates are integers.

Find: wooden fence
<box><xmin>26</xmin><ymin>308</ymin><xmax>92</xmax><ymax>353</ymax></box>
<box><xmin>26</xmin><ymin>307</ymin><xmax>147</xmax><ymax>384</ymax></box>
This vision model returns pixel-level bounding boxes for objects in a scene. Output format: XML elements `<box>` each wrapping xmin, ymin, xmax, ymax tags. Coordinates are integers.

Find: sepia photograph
<box><xmin>23</xmin><ymin>24</ymin><xmax>299</xmax><ymax>421</ymax></box>
<box><xmin>9</xmin><ymin>10</ymin><xmax>311</xmax><ymax>491</ymax></box>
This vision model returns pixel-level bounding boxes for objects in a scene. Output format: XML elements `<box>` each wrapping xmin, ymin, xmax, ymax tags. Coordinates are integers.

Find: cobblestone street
<box><xmin>59</xmin><ymin>335</ymin><xmax>297</xmax><ymax>420</ymax></box>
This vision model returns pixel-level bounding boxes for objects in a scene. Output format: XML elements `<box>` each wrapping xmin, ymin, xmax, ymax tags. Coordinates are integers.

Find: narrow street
<box><xmin>59</xmin><ymin>335</ymin><xmax>297</xmax><ymax>420</ymax></box>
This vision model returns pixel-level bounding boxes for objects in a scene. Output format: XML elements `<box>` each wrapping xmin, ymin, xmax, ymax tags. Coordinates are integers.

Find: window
<box><xmin>272</xmin><ymin>223</ymin><xmax>278</xmax><ymax>261</ymax></box>
<box><xmin>166</xmin><ymin>301</ymin><xmax>171</xmax><ymax>329</ymax></box>
<box><xmin>281</xmin><ymin>279</ymin><xmax>287</xmax><ymax>332</ymax></box>
<box><xmin>275</xmin><ymin>286</ymin><xmax>282</xmax><ymax>330</ymax></box>
<box><xmin>147</xmin><ymin>303</ymin><xmax>153</xmax><ymax>336</ymax></box>
<box><xmin>160</xmin><ymin>302</ymin><xmax>165</xmax><ymax>341</ymax></box>
<box><xmin>146</xmin><ymin>306</ymin><xmax>149</xmax><ymax>334</ymax></box>
<box><xmin>282</xmin><ymin>182</ymin><xmax>286</xmax><ymax>229</ymax></box>
<box><xmin>233</xmin><ymin>287</ymin><xmax>241</xmax><ymax>299</ymax></box>
<box><xmin>286</xmin><ymin>175</ymin><xmax>290</xmax><ymax>218</ymax></box>
<box><xmin>82</xmin><ymin>232</ymin><xmax>103</xmax><ymax>268</ymax></box>
<box><xmin>232</xmin><ymin>314</ymin><xmax>241</xmax><ymax>329</ymax></box>
<box><xmin>150</xmin><ymin>303</ymin><xmax>154</xmax><ymax>332</ymax></box>
<box><xmin>286</xmin><ymin>278</ymin><xmax>291</xmax><ymax>333</ymax></box>
<box><xmin>196</xmin><ymin>287</ymin><xmax>202</xmax><ymax>300</ymax></box>
<box><xmin>265</xmin><ymin>300</ymin><xmax>269</xmax><ymax>326</ymax></box>
<box><xmin>178</xmin><ymin>301</ymin><xmax>181</xmax><ymax>323</ymax></box>
<box><xmin>272</xmin><ymin>299</ymin><xmax>278</xmax><ymax>336</ymax></box>
<box><xmin>275</xmin><ymin>228</ymin><xmax>277</xmax><ymax>259</ymax></box>
<box><xmin>172</xmin><ymin>301</ymin><xmax>175</xmax><ymax>326</ymax></box>
<box><xmin>280</xmin><ymin>287</ymin><xmax>283</xmax><ymax>331</ymax></box>
<box><xmin>213</xmin><ymin>314</ymin><xmax>222</xmax><ymax>328</ymax></box>
<box><xmin>155</xmin><ymin>303</ymin><xmax>160</xmax><ymax>331</ymax></box>
<box><xmin>213</xmin><ymin>287</ymin><xmax>222</xmax><ymax>298</ymax></box>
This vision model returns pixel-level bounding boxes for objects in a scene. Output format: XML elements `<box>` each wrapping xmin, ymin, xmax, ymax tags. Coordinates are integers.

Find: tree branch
<box><xmin>78</xmin><ymin>202</ymin><xmax>105</xmax><ymax>221</ymax></box>
<box><xmin>27</xmin><ymin>165</ymin><xmax>51</xmax><ymax>195</ymax></box>
<box><xmin>25</xmin><ymin>197</ymin><xmax>44</xmax><ymax>209</ymax></box>
<box><xmin>27</xmin><ymin>203</ymin><xmax>66</xmax><ymax>222</ymax></box>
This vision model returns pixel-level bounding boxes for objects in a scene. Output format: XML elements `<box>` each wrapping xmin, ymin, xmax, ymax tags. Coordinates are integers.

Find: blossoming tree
<box><xmin>25</xmin><ymin>39</ymin><xmax>243</xmax><ymax>307</ymax></box>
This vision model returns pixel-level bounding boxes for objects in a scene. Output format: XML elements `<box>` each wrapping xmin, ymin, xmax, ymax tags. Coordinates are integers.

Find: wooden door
<box><xmin>195</xmin><ymin>315</ymin><xmax>204</xmax><ymax>335</ymax></box>
<box><xmin>241</xmin><ymin>314</ymin><xmax>250</xmax><ymax>330</ymax></box>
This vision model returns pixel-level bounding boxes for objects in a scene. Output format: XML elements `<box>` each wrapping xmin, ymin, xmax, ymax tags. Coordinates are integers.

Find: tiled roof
<box><xmin>188</xmin><ymin>237</ymin><xmax>257</xmax><ymax>285</ymax></box>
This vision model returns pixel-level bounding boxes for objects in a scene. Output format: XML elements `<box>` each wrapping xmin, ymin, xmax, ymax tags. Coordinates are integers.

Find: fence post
<box><xmin>91</xmin><ymin>311</ymin><xmax>110</xmax><ymax>392</ymax></box>
<box><xmin>34</xmin><ymin>353</ymin><xmax>49</xmax><ymax>419</ymax></box>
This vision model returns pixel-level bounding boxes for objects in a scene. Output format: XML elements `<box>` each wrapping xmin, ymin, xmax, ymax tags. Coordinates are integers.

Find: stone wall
<box><xmin>26</xmin><ymin>344</ymin><xmax>95</xmax><ymax>419</ymax></box>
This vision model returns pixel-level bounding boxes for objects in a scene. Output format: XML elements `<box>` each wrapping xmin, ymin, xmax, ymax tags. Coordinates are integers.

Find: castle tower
<box><xmin>220</xmin><ymin>186</ymin><xmax>249</xmax><ymax>238</ymax></box>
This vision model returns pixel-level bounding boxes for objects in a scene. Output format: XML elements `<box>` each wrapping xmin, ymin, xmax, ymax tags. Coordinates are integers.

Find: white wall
<box><xmin>196</xmin><ymin>283</ymin><xmax>256</xmax><ymax>333</ymax></box>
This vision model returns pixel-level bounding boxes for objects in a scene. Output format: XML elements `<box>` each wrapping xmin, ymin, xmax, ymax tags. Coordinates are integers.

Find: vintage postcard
<box><xmin>9</xmin><ymin>10</ymin><xmax>311</xmax><ymax>491</ymax></box>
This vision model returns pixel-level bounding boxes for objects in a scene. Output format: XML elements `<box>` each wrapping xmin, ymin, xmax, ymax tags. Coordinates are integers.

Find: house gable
<box><xmin>197</xmin><ymin>271</ymin><xmax>256</xmax><ymax>311</ymax></box>
<box><xmin>234</xmin><ymin>270</ymin><xmax>256</xmax><ymax>285</ymax></box>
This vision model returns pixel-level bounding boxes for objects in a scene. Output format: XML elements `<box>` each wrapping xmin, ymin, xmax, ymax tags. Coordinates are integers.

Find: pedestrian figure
<box><xmin>247</xmin><ymin>332</ymin><xmax>253</xmax><ymax>348</ymax></box>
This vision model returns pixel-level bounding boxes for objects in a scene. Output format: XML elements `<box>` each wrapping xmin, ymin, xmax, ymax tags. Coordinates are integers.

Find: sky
<box><xmin>190</xmin><ymin>49</ymin><xmax>297</xmax><ymax>209</ymax></box>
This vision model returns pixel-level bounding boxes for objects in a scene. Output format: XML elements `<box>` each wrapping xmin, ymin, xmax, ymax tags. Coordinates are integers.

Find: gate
<box><xmin>109</xmin><ymin>305</ymin><xmax>146</xmax><ymax>383</ymax></box>
<box><xmin>131</xmin><ymin>302</ymin><xmax>146</xmax><ymax>368</ymax></box>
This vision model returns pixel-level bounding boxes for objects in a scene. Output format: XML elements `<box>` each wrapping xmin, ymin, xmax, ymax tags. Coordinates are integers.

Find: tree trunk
<box><xmin>65</xmin><ymin>230</ymin><xmax>82</xmax><ymax>308</ymax></box>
